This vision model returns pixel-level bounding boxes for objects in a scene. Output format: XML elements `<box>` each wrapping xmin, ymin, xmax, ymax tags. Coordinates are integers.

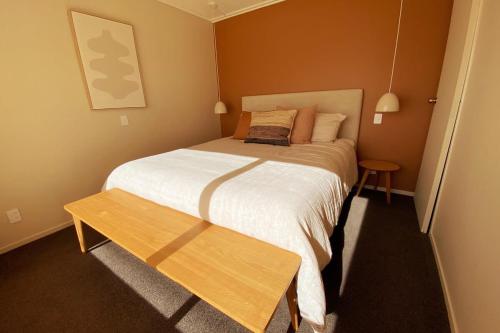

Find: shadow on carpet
<box><xmin>0</xmin><ymin>190</ymin><xmax>450</xmax><ymax>332</ymax></box>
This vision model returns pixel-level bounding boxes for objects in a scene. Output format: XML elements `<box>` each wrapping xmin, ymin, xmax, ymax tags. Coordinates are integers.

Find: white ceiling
<box><xmin>157</xmin><ymin>0</ymin><xmax>285</xmax><ymax>22</ymax></box>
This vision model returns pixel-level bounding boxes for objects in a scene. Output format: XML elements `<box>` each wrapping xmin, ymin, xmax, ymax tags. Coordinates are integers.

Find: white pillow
<box><xmin>311</xmin><ymin>113</ymin><xmax>347</xmax><ymax>142</ymax></box>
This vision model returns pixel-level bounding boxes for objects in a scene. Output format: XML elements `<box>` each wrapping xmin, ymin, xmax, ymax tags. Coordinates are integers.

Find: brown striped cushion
<box><xmin>244</xmin><ymin>109</ymin><xmax>297</xmax><ymax>146</ymax></box>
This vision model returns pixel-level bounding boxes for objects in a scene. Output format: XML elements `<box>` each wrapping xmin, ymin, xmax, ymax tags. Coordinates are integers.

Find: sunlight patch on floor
<box><xmin>90</xmin><ymin>243</ymin><xmax>192</xmax><ymax>319</ymax></box>
<box><xmin>89</xmin><ymin>242</ymin><xmax>255</xmax><ymax>332</ymax></box>
<box><xmin>340</xmin><ymin>196</ymin><xmax>369</xmax><ymax>295</ymax></box>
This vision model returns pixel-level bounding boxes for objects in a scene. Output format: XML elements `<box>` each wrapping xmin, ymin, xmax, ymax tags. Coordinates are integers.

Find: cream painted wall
<box><xmin>430</xmin><ymin>0</ymin><xmax>500</xmax><ymax>331</ymax></box>
<box><xmin>414</xmin><ymin>0</ymin><xmax>475</xmax><ymax>232</ymax></box>
<box><xmin>0</xmin><ymin>0</ymin><xmax>221</xmax><ymax>251</ymax></box>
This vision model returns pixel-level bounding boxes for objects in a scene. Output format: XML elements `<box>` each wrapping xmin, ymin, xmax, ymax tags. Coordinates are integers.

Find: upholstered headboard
<box><xmin>242</xmin><ymin>89</ymin><xmax>364</xmax><ymax>143</ymax></box>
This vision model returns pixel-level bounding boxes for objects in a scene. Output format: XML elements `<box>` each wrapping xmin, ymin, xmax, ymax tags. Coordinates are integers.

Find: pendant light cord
<box><xmin>213</xmin><ymin>23</ymin><xmax>221</xmax><ymax>101</ymax></box>
<box><xmin>389</xmin><ymin>0</ymin><xmax>404</xmax><ymax>92</ymax></box>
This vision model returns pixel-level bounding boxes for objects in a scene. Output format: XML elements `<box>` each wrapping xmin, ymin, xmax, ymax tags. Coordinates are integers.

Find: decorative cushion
<box><xmin>278</xmin><ymin>106</ymin><xmax>316</xmax><ymax>144</ymax></box>
<box><xmin>311</xmin><ymin>113</ymin><xmax>347</xmax><ymax>142</ymax></box>
<box><xmin>233</xmin><ymin>111</ymin><xmax>252</xmax><ymax>139</ymax></box>
<box><xmin>244</xmin><ymin>109</ymin><xmax>297</xmax><ymax>146</ymax></box>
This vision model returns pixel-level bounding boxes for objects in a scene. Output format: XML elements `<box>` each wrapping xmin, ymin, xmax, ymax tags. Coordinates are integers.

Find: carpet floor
<box><xmin>0</xmin><ymin>190</ymin><xmax>450</xmax><ymax>333</ymax></box>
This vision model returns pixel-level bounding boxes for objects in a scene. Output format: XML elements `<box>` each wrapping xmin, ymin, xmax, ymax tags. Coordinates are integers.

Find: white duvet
<box><xmin>105</xmin><ymin>137</ymin><xmax>358</xmax><ymax>331</ymax></box>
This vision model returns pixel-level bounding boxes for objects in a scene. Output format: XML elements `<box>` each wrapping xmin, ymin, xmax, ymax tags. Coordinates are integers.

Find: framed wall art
<box><xmin>71</xmin><ymin>11</ymin><xmax>146</xmax><ymax>109</ymax></box>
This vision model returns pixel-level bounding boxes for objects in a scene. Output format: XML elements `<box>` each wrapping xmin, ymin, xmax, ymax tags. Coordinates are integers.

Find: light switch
<box><xmin>373</xmin><ymin>113</ymin><xmax>383</xmax><ymax>125</ymax></box>
<box><xmin>120</xmin><ymin>115</ymin><xmax>129</xmax><ymax>126</ymax></box>
<box><xmin>6</xmin><ymin>208</ymin><xmax>22</xmax><ymax>223</ymax></box>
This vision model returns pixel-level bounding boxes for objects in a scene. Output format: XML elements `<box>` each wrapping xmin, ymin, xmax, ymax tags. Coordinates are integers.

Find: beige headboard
<box><xmin>242</xmin><ymin>89</ymin><xmax>364</xmax><ymax>143</ymax></box>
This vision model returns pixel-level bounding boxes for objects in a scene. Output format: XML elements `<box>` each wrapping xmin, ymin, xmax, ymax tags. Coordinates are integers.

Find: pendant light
<box><xmin>210</xmin><ymin>2</ymin><xmax>227</xmax><ymax>115</ymax></box>
<box><xmin>376</xmin><ymin>0</ymin><xmax>404</xmax><ymax>113</ymax></box>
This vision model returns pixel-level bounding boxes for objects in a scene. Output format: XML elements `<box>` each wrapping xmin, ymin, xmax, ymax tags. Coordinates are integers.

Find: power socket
<box><xmin>6</xmin><ymin>209</ymin><xmax>22</xmax><ymax>223</ymax></box>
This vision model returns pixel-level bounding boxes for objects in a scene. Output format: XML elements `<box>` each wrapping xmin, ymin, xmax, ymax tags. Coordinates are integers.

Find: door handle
<box><xmin>428</xmin><ymin>98</ymin><xmax>438</xmax><ymax>104</ymax></box>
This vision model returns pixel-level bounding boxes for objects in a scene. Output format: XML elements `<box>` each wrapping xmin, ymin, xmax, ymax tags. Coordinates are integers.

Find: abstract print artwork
<box><xmin>71</xmin><ymin>12</ymin><xmax>146</xmax><ymax>109</ymax></box>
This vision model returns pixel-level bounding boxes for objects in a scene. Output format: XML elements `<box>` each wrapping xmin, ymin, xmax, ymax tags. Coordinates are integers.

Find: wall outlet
<box><xmin>6</xmin><ymin>209</ymin><xmax>22</xmax><ymax>223</ymax></box>
<box><xmin>120</xmin><ymin>115</ymin><xmax>129</xmax><ymax>126</ymax></box>
<box><xmin>373</xmin><ymin>113</ymin><xmax>383</xmax><ymax>125</ymax></box>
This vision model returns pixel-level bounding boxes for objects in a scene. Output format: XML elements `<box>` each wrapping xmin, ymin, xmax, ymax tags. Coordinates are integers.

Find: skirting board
<box><xmin>0</xmin><ymin>220</ymin><xmax>73</xmax><ymax>254</ymax></box>
<box><xmin>430</xmin><ymin>233</ymin><xmax>457</xmax><ymax>333</ymax></box>
<box><xmin>0</xmin><ymin>186</ymin><xmax>412</xmax><ymax>253</ymax></box>
<box><xmin>358</xmin><ymin>185</ymin><xmax>415</xmax><ymax>197</ymax></box>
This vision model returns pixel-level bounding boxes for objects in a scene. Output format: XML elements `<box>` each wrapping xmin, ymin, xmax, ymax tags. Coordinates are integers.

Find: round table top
<box><xmin>359</xmin><ymin>160</ymin><xmax>400</xmax><ymax>172</ymax></box>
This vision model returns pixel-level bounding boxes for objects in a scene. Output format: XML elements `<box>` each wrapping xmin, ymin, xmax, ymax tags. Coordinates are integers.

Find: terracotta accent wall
<box><xmin>215</xmin><ymin>0</ymin><xmax>453</xmax><ymax>191</ymax></box>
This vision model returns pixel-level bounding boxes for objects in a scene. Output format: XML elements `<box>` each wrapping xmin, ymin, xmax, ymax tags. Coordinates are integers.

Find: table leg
<box><xmin>356</xmin><ymin>169</ymin><xmax>370</xmax><ymax>196</ymax></box>
<box><xmin>286</xmin><ymin>278</ymin><xmax>300</xmax><ymax>331</ymax></box>
<box><xmin>374</xmin><ymin>172</ymin><xmax>380</xmax><ymax>191</ymax></box>
<box><xmin>73</xmin><ymin>216</ymin><xmax>87</xmax><ymax>253</ymax></box>
<box><xmin>385</xmin><ymin>171</ymin><xmax>392</xmax><ymax>204</ymax></box>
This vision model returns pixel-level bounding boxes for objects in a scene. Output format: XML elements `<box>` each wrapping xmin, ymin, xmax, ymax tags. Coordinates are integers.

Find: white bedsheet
<box><xmin>105</xmin><ymin>137</ymin><xmax>357</xmax><ymax>331</ymax></box>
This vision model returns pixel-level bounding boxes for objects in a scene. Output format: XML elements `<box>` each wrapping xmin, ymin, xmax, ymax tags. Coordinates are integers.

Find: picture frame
<box><xmin>70</xmin><ymin>11</ymin><xmax>146</xmax><ymax>110</ymax></box>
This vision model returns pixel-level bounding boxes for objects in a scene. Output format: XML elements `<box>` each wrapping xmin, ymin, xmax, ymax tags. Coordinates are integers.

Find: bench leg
<box><xmin>286</xmin><ymin>278</ymin><xmax>300</xmax><ymax>331</ymax></box>
<box><xmin>73</xmin><ymin>216</ymin><xmax>87</xmax><ymax>253</ymax></box>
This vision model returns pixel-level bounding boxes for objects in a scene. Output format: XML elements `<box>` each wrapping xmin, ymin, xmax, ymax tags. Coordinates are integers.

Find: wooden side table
<box><xmin>356</xmin><ymin>160</ymin><xmax>400</xmax><ymax>204</ymax></box>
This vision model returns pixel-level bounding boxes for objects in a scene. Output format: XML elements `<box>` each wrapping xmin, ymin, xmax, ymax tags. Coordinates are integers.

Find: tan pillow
<box><xmin>278</xmin><ymin>106</ymin><xmax>316</xmax><ymax>144</ymax></box>
<box><xmin>233</xmin><ymin>111</ymin><xmax>252</xmax><ymax>139</ymax></box>
<box><xmin>245</xmin><ymin>109</ymin><xmax>297</xmax><ymax>146</ymax></box>
<box><xmin>311</xmin><ymin>113</ymin><xmax>347</xmax><ymax>142</ymax></box>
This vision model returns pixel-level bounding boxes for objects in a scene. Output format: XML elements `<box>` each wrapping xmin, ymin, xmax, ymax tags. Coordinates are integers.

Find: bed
<box><xmin>104</xmin><ymin>89</ymin><xmax>363</xmax><ymax>332</ymax></box>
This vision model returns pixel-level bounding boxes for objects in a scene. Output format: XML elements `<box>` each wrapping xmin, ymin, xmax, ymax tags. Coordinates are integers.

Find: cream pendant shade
<box><xmin>376</xmin><ymin>0</ymin><xmax>403</xmax><ymax>114</ymax></box>
<box><xmin>376</xmin><ymin>92</ymin><xmax>400</xmax><ymax>112</ymax></box>
<box><xmin>214</xmin><ymin>101</ymin><xmax>227</xmax><ymax>114</ymax></box>
<box><xmin>212</xmin><ymin>18</ymin><xmax>227</xmax><ymax>115</ymax></box>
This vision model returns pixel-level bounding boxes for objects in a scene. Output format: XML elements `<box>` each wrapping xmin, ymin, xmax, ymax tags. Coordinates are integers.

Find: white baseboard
<box><xmin>0</xmin><ymin>220</ymin><xmax>73</xmax><ymax>254</ymax></box>
<box><xmin>360</xmin><ymin>184</ymin><xmax>415</xmax><ymax>197</ymax></box>
<box><xmin>0</xmin><ymin>186</ymin><xmax>412</xmax><ymax>254</ymax></box>
<box><xmin>429</xmin><ymin>233</ymin><xmax>457</xmax><ymax>333</ymax></box>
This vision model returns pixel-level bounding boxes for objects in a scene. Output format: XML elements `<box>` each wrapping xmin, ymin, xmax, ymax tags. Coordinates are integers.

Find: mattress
<box><xmin>105</xmin><ymin>137</ymin><xmax>358</xmax><ymax>331</ymax></box>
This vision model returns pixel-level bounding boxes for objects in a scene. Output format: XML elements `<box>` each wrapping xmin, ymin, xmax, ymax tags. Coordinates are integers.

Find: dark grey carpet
<box><xmin>0</xmin><ymin>190</ymin><xmax>450</xmax><ymax>333</ymax></box>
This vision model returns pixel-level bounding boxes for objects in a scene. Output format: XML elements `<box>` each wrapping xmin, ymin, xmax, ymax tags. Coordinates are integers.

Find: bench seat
<box><xmin>64</xmin><ymin>189</ymin><xmax>301</xmax><ymax>332</ymax></box>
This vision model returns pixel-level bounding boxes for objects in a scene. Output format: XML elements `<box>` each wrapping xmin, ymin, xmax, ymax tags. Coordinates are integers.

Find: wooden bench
<box><xmin>64</xmin><ymin>189</ymin><xmax>301</xmax><ymax>333</ymax></box>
